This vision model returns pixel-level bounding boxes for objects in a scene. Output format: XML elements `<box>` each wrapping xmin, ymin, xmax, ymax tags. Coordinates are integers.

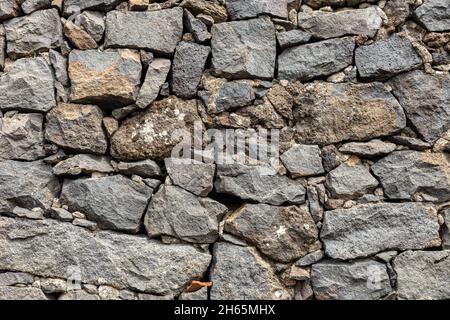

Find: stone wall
<box><xmin>0</xmin><ymin>0</ymin><xmax>449</xmax><ymax>300</ymax></box>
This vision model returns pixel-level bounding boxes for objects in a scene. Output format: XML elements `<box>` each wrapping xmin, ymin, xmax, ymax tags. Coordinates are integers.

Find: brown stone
<box><xmin>63</xmin><ymin>20</ymin><xmax>98</xmax><ymax>50</ymax></box>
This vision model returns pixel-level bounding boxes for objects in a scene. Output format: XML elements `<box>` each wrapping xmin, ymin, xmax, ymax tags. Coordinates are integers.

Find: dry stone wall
<box><xmin>0</xmin><ymin>0</ymin><xmax>450</xmax><ymax>300</ymax></box>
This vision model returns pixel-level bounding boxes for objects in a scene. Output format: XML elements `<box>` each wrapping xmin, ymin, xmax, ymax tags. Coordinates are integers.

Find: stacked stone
<box><xmin>0</xmin><ymin>0</ymin><xmax>449</xmax><ymax>300</ymax></box>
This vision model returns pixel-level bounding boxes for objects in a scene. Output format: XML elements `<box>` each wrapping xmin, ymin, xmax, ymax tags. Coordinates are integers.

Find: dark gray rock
<box><xmin>280</xmin><ymin>144</ymin><xmax>324</xmax><ymax>178</ymax></box>
<box><xmin>278</xmin><ymin>37</ymin><xmax>355</xmax><ymax>82</ymax></box>
<box><xmin>136</xmin><ymin>58</ymin><xmax>171</xmax><ymax>109</ymax></box>
<box><xmin>413</xmin><ymin>0</ymin><xmax>450</xmax><ymax>32</ymax></box>
<box><xmin>61</xmin><ymin>175</ymin><xmax>153</xmax><ymax>233</ymax></box>
<box><xmin>388</xmin><ymin>135</ymin><xmax>431</xmax><ymax>150</ymax></box>
<box><xmin>295</xmin><ymin>250</ymin><xmax>324</xmax><ymax>267</ymax></box>
<box><xmin>356</xmin><ymin>35</ymin><xmax>422</xmax><ymax>80</ymax></box>
<box><xmin>277</xmin><ymin>30</ymin><xmax>312</xmax><ymax>49</ymax></box>
<box><xmin>0</xmin><ymin>34</ymin><xmax>4</xmax><ymax>71</ymax></box>
<box><xmin>321</xmin><ymin>203</ymin><xmax>441</xmax><ymax>260</ymax></box>
<box><xmin>225</xmin><ymin>0</ymin><xmax>289</xmax><ymax>20</ymax></box>
<box><xmin>63</xmin><ymin>0</ymin><xmax>122</xmax><ymax>16</ymax></box>
<box><xmin>215</xmin><ymin>81</ymin><xmax>256</xmax><ymax>113</ymax></box>
<box><xmin>117</xmin><ymin>160</ymin><xmax>162</xmax><ymax>178</ymax></box>
<box><xmin>53</xmin><ymin>154</ymin><xmax>114</xmax><ymax>176</ymax></box>
<box><xmin>75</xmin><ymin>10</ymin><xmax>105</xmax><ymax>43</ymax></box>
<box><xmin>184</xmin><ymin>10</ymin><xmax>211</xmax><ymax>43</ymax></box>
<box><xmin>339</xmin><ymin>139</ymin><xmax>396</xmax><ymax>157</ymax></box>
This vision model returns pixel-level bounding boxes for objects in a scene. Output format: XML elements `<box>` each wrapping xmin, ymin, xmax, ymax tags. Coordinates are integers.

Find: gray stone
<box><xmin>184</xmin><ymin>10</ymin><xmax>211</xmax><ymax>43</ymax></box>
<box><xmin>180</xmin><ymin>0</ymin><xmax>228</xmax><ymax>23</ymax></box>
<box><xmin>61</xmin><ymin>175</ymin><xmax>153</xmax><ymax>233</ymax></box>
<box><xmin>11</xmin><ymin>207</ymin><xmax>44</xmax><ymax>220</ymax></box>
<box><xmin>0</xmin><ymin>113</ymin><xmax>45</xmax><ymax>161</ymax></box>
<box><xmin>224</xmin><ymin>203</ymin><xmax>319</xmax><ymax>263</ymax></box>
<box><xmin>0</xmin><ymin>287</ymin><xmax>48</xmax><ymax>300</ymax></box>
<box><xmin>394</xmin><ymin>250</ymin><xmax>450</xmax><ymax>299</ymax></box>
<box><xmin>63</xmin><ymin>0</ymin><xmax>122</xmax><ymax>16</ymax></box>
<box><xmin>75</xmin><ymin>10</ymin><xmax>105</xmax><ymax>43</ymax></box>
<box><xmin>117</xmin><ymin>160</ymin><xmax>162</xmax><ymax>178</ymax></box>
<box><xmin>277</xmin><ymin>30</ymin><xmax>312</xmax><ymax>49</ymax></box>
<box><xmin>325</xmin><ymin>163</ymin><xmax>379</xmax><ymax>199</ymax></box>
<box><xmin>136</xmin><ymin>58</ymin><xmax>171</xmax><ymax>109</ymax></box>
<box><xmin>225</xmin><ymin>0</ymin><xmax>289</xmax><ymax>20</ymax></box>
<box><xmin>413</xmin><ymin>0</ymin><xmax>450</xmax><ymax>32</ymax></box>
<box><xmin>215</xmin><ymin>81</ymin><xmax>256</xmax><ymax>113</ymax></box>
<box><xmin>0</xmin><ymin>57</ymin><xmax>55</xmax><ymax>112</ymax></box>
<box><xmin>372</xmin><ymin>151</ymin><xmax>450</xmax><ymax>202</ymax></box>
<box><xmin>49</xmin><ymin>49</ymin><xmax>69</xmax><ymax>87</ymax></box>
<box><xmin>210</xmin><ymin>242</ymin><xmax>292</xmax><ymax>300</ymax></box>
<box><xmin>0</xmin><ymin>217</ymin><xmax>211</xmax><ymax>296</ymax></box>
<box><xmin>388</xmin><ymin>135</ymin><xmax>431</xmax><ymax>150</ymax></box>
<box><xmin>215</xmin><ymin>164</ymin><xmax>306</xmax><ymax>205</ymax></box>
<box><xmin>40</xmin><ymin>278</ymin><xmax>67</xmax><ymax>293</ymax></box>
<box><xmin>59</xmin><ymin>290</ymin><xmax>99</xmax><ymax>300</ymax></box>
<box><xmin>295</xmin><ymin>250</ymin><xmax>324</xmax><ymax>267</ymax></box>
<box><xmin>389</xmin><ymin>70</ymin><xmax>450</xmax><ymax>143</ymax></box>
<box><xmin>45</xmin><ymin>103</ymin><xmax>107</xmax><ymax>155</ymax></box>
<box><xmin>68</xmin><ymin>49</ymin><xmax>142</xmax><ymax>107</ymax></box>
<box><xmin>179</xmin><ymin>286</ymin><xmax>208</xmax><ymax>300</ymax></box>
<box><xmin>339</xmin><ymin>139</ymin><xmax>396</xmax><ymax>157</ymax></box>
<box><xmin>443</xmin><ymin>208</ymin><xmax>450</xmax><ymax>249</ymax></box>
<box><xmin>105</xmin><ymin>8</ymin><xmax>183</xmax><ymax>56</ymax></box>
<box><xmin>49</xmin><ymin>207</ymin><xmax>73</xmax><ymax>222</ymax></box>
<box><xmin>0</xmin><ymin>272</ymin><xmax>34</xmax><ymax>286</ymax></box>
<box><xmin>0</xmin><ymin>35</ymin><xmax>4</xmax><ymax>71</ymax></box>
<box><xmin>278</xmin><ymin>37</ymin><xmax>355</xmax><ymax>82</ymax></box>
<box><xmin>63</xmin><ymin>19</ymin><xmax>98</xmax><ymax>50</ymax></box>
<box><xmin>321</xmin><ymin>203</ymin><xmax>441</xmax><ymax>260</ymax></box>
<box><xmin>72</xmin><ymin>218</ymin><xmax>97</xmax><ymax>231</ymax></box>
<box><xmin>311</xmin><ymin>260</ymin><xmax>392</xmax><ymax>300</ymax></box>
<box><xmin>165</xmin><ymin>158</ymin><xmax>215</xmax><ymax>196</ymax></box>
<box><xmin>172</xmin><ymin>41</ymin><xmax>210</xmax><ymax>99</ymax></box>
<box><xmin>0</xmin><ymin>0</ymin><xmax>18</xmax><ymax>22</ymax></box>
<box><xmin>291</xmin><ymin>82</ymin><xmax>406</xmax><ymax>145</ymax></box>
<box><xmin>298</xmin><ymin>6</ymin><xmax>383</xmax><ymax>39</ymax></box>
<box><xmin>4</xmin><ymin>9</ymin><xmax>63</xmax><ymax>59</ymax></box>
<box><xmin>211</xmin><ymin>17</ymin><xmax>276</xmax><ymax>80</ymax></box>
<box><xmin>356</xmin><ymin>35</ymin><xmax>422</xmax><ymax>80</ymax></box>
<box><xmin>53</xmin><ymin>154</ymin><xmax>114</xmax><ymax>176</ymax></box>
<box><xmin>0</xmin><ymin>160</ymin><xmax>60</xmax><ymax>213</ymax></box>
<box><xmin>21</xmin><ymin>0</ymin><xmax>51</xmax><ymax>14</ymax></box>
<box><xmin>280</xmin><ymin>144</ymin><xmax>324</xmax><ymax>178</ymax></box>
<box><xmin>144</xmin><ymin>185</ymin><xmax>227</xmax><ymax>243</ymax></box>
<box><xmin>375</xmin><ymin>251</ymin><xmax>398</xmax><ymax>263</ymax></box>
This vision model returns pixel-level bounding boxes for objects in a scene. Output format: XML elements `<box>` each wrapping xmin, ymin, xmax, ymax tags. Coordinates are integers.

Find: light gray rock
<box><xmin>11</xmin><ymin>207</ymin><xmax>44</xmax><ymax>220</ymax></box>
<box><xmin>298</xmin><ymin>6</ymin><xmax>383</xmax><ymax>39</ymax></box>
<box><xmin>311</xmin><ymin>260</ymin><xmax>392</xmax><ymax>300</ymax></box>
<box><xmin>277</xmin><ymin>30</ymin><xmax>312</xmax><ymax>49</ymax></box>
<box><xmin>0</xmin><ymin>57</ymin><xmax>55</xmax><ymax>112</ymax></box>
<box><xmin>136</xmin><ymin>58</ymin><xmax>171</xmax><ymax>109</ymax></box>
<box><xmin>184</xmin><ymin>10</ymin><xmax>211</xmax><ymax>43</ymax></box>
<box><xmin>224</xmin><ymin>203</ymin><xmax>319</xmax><ymax>263</ymax></box>
<box><xmin>59</xmin><ymin>290</ymin><xmax>99</xmax><ymax>300</ymax></box>
<box><xmin>356</xmin><ymin>35</ymin><xmax>422</xmax><ymax>80</ymax></box>
<box><xmin>0</xmin><ymin>287</ymin><xmax>48</xmax><ymax>300</ymax></box>
<box><xmin>144</xmin><ymin>185</ymin><xmax>227</xmax><ymax>243</ymax></box>
<box><xmin>165</xmin><ymin>158</ymin><xmax>215</xmax><ymax>196</ymax></box>
<box><xmin>172</xmin><ymin>41</ymin><xmax>210</xmax><ymax>99</ymax></box>
<box><xmin>40</xmin><ymin>278</ymin><xmax>67</xmax><ymax>294</ymax></box>
<box><xmin>53</xmin><ymin>154</ymin><xmax>114</xmax><ymax>176</ymax></box>
<box><xmin>61</xmin><ymin>175</ymin><xmax>153</xmax><ymax>233</ymax></box>
<box><xmin>389</xmin><ymin>70</ymin><xmax>450</xmax><ymax>143</ymax></box>
<box><xmin>339</xmin><ymin>139</ymin><xmax>396</xmax><ymax>157</ymax></box>
<box><xmin>4</xmin><ymin>9</ymin><xmax>63</xmax><ymax>59</ymax></box>
<box><xmin>0</xmin><ymin>0</ymin><xmax>18</xmax><ymax>22</ymax></box>
<box><xmin>372</xmin><ymin>151</ymin><xmax>450</xmax><ymax>202</ymax></box>
<box><xmin>75</xmin><ymin>10</ymin><xmax>105</xmax><ymax>43</ymax></box>
<box><xmin>280</xmin><ymin>144</ymin><xmax>324</xmax><ymax>178</ymax></box>
<box><xmin>225</xmin><ymin>0</ymin><xmax>289</xmax><ymax>20</ymax></box>
<box><xmin>278</xmin><ymin>37</ymin><xmax>355</xmax><ymax>82</ymax></box>
<box><xmin>321</xmin><ymin>203</ymin><xmax>441</xmax><ymax>260</ymax></box>
<box><xmin>295</xmin><ymin>250</ymin><xmax>324</xmax><ymax>267</ymax></box>
<box><xmin>0</xmin><ymin>272</ymin><xmax>34</xmax><ymax>286</ymax></box>
<box><xmin>72</xmin><ymin>218</ymin><xmax>97</xmax><ymax>231</ymax></box>
<box><xmin>393</xmin><ymin>250</ymin><xmax>450</xmax><ymax>299</ymax></box>
<box><xmin>117</xmin><ymin>160</ymin><xmax>162</xmax><ymax>178</ymax></box>
<box><xmin>0</xmin><ymin>113</ymin><xmax>45</xmax><ymax>161</ymax></box>
<box><xmin>0</xmin><ymin>217</ymin><xmax>211</xmax><ymax>296</ymax></box>
<box><xmin>215</xmin><ymin>164</ymin><xmax>306</xmax><ymax>205</ymax></box>
<box><xmin>63</xmin><ymin>0</ymin><xmax>122</xmax><ymax>16</ymax></box>
<box><xmin>211</xmin><ymin>17</ymin><xmax>276</xmax><ymax>80</ymax></box>
<box><xmin>413</xmin><ymin>0</ymin><xmax>450</xmax><ymax>32</ymax></box>
<box><xmin>49</xmin><ymin>49</ymin><xmax>69</xmax><ymax>87</ymax></box>
<box><xmin>105</xmin><ymin>8</ymin><xmax>183</xmax><ymax>56</ymax></box>
<box><xmin>21</xmin><ymin>0</ymin><xmax>51</xmax><ymax>14</ymax></box>
<box><xmin>210</xmin><ymin>242</ymin><xmax>292</xmax><ymax>300</ymax></box>
<box><xmin>215</xmin><ymin>81</ymin><xmax>256</xmax><ymax>113</ymax></box>
<box><xmin>0</xmin><ymin>160</ymin><xmax>60</xmax><ymax>213</ymax></box>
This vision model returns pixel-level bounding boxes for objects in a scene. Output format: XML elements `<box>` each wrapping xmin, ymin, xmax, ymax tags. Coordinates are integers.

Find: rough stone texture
<box><xmin>277</xmin><ymin>30</ymin><xmax>312</xmax><ymax>49</ymax></box>
<box><xmin>144</xmin><ymin>185</ymin><xmax>227</xmax><ymax>243</ymax></box>
<box><xmin>339</xmin><ymin>139</ymin><xmax>396</xmax><ymax>157</ymax></box>
<box><xmin>394</xmin><ymin>250</ymin><xmax>450</xmax><ymax>299</ymax></box>
<box><xmin>180</xmin><ymin>0</ymin><xmax>228</xmax><ymax>23</ymax></box>
<box><xmin>75</xmin><ymin>10</ymin><xmax>105</xmax><ymax>43</ymax></box>
<box><xmin>61</xmin><ymin>175</ymin><xmax>152</xmax><ymax>233</ymax></box>
<box><xmin>413</xmin><ymin>0</ymin><xmax>450</xmax><ymax>32</ymax></box>
<box><xmin>444</xmin><ymin>209</ymin><xmax>450</xmax><ymax>249</ymax></box>
<box><xmin>225</xmin><ymin>0</ymin><xmax>289</xmax><ymax>20</ymax></box>
<box><xmin>136</xmin><ymin>58</ymin><xmax>171</xmax><ymax>109</ymax></box>
<box><xmin>0</xmin><ymin>0</ymin><xmax>19</xmax><ymax>22</ymax></box>
<box><xmin>184</xmin><ymin>10</ymin><xmax>210</xmax><ymax>43</ymax></box>
<box><xmin>211</xmin><ymin>17</ymin><xmax>276</xmax><ymax>80</ymax></box>
<box><xmin>321</xmin><ymin>203</ymin><xmax>441</xmax><ymax>260</ymax></box>
<box><xmin>63</xmin><ymin>0</ymin><xmax>122</xmax><ymax>16</ymax></box>
<box><xmin>280</xmin><ymin>144</ymin><xmax>324</xmax><ymax>178</ymax></box>
<box><xmin>215</xmin><ymin>81</ymin><xmax>255</xmax><ymax>113</ymax></box>
<box><xmin>53</xmin><ymin>154</ymin><xmax>114</xmax><ymax>176</ymax></box>
<box><xmin>63</xmin><ymin>20</ymin><xmax>98</xmax><ymax>50</ymax></box>
<box><xmin>116</xmin><ymin>160</ymin><xmax>162</xmax><ymax>178</ymax></box>
<box><xmin>372</xmin><ymin>151</ymin><xmax>450</xmax><ymax>202</ymax></box>
<box><xmin>0</xmin><ymin>287</ymin><xmax>48</xmax><ymax>300</ymax></box>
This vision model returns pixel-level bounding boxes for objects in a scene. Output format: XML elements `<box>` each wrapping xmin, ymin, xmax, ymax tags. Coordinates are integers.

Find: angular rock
<box><xmin>211</xmin><ymin>17</ymin><xmax>276</xmax><ymax>80</ymax></box>
<box><xmin>389</xmin><ymin>70</ymin><xmax>450</xmax><ymax>143</ymax></box>
<box><xmin>321</xmin><ymin>203</ymin><xmax>441</xmax><ymax>260</ymax></box>
<box><xmin>0</xmin><ymin>0</ymin><xmax>19</xmax><ymax>22</ymax></box>
<box><xmin>0</xmin><ymin>57</ymin><xmax>55</xmax><ymax>112</ymax></box>
<box><xmin>295</xmin><ymin>250</ymin><xmax>324</xmax><ymax>267</ymax></box>
<box><xmin>111</xmin><ymin>96</ymin><xmax>202</xmax><ymax>161</ymax></box>
<box><xmin>184</xmin><ymin>10</ymin><xmax>211</xmax><ymax>43</ymax></box>
<box><xmin>0</xmin><ymin>160</ymin><xmax>60</xmax><ymax>213</ymax></box>
<box><xmin>180</xmin><ymin>0</ymin><xmax>228</xmax><ymax>23</ymax></box>
<box><xmin>0</xmin><ymin>217</ymin><xmax>211</xmax><ymax>296</ymax></box>
<box><xmin>388</xmin><ymin>135</ymin><xmax>431</xmax><ymax>150</ymax></box>
<box><xmin>144</xmin><ymin>185</ymin><xmax>227</xmax><ymax>243</ymax></box>
<box><xmin>356</xmin><ymin>35</ymin><xmax>422</xmax><ymax>80</ymax></box>
<box><xmin>0</xmin><ymin>287</ymin><xmax>48</xmax><ymax>300</ymax></box>
<box><xmin>63</xmin><ymin>20</ymin><xmax>98</xmax><ymax>50</ymax></box>
<box><xmin>136</xmin><ymin>58</ymin><xmax>171</xmax><ymax>109</ymax></box>
<box><xmin>172</xmin><ymin>42</ymin><xmax>210</xmax><ymax>99</ymax></box>
<box><xmin>61</xmin><ymin>175</ymin><xmax>152</xmax><ymax>233</ymax></box>
<box><xmin>210</xmin><ymin>242</ymin><xmax>292</xmax><ymax>300</ymax></box>
<box><xmin>63</xmin><ymin>0</ymin><xmax>122</xmax><ymax>16</ymax></box>
<box><xmin>277</xmin><ymin>30</ymin><xmax>312</xmax><ymax>49</ymax></box>
<box><xmin>21</xmin><ymin>0</ymin><xmax>51</xmax><ymax>14</ymax></box>
<box><xmin>68</xmin><ymin>49</ymin><xmax>142</xmax><ymax>107</ymax></box>
<box><xmin>266</xmin><ymin>84</ymin><xmax>293</xmax><ymax>119</ymax></box>
<box><xmin>298</xmin><ymin>7</ymin><xmax>383</xmax><ymax>39</ymax></box>
<box><xmin>413</xmin><ymin>0</ymin><xmax>450</xmax><ymax>32</ymax></box>
<box><xmin>226</xmin><ymin>0</ymin><xmax>289</xmax><ymax>20</ymax></box>
<box><xmin>278</xmin><ymin>37</ymin><xmax>355</xmax><ymax>82</ymax></box>
<box><xmin>105</xmin><ymin>8</ymin><xmax>183</xmax><ymax>56</ymax></box>
<box><xmin>45</xmin><ymin>103</ymin><xmax>107</xmax><ymax>155</ymax></box>
<box><xmin>215</xmin><ymin>81</ymin><xmax>255</xmax><ymax>113</ymax></box>
<box><xmin>53</xmin><ymin>154</ymin><xmax>114</xmax><ymax>176</ymax></box>
<box><xmin>339</xmin><ymin>139</ymin><xmax>396</xmax><ymax>157</ymax></box>
<box><xmin>224</xmin><ymin>203</ymin><xmax>319</xmax><ymax>263</ymax></box>
<box><xmin>117</xmin><ymin>160</ymin><xmax>162</xmax><ymax>178</ymax></box>
<box><xmin>290</xmin><ymin>82</ymin><xmax>406</xmax><ymax>145</ymax></box>
<box><xmin>4</xmin><ymin>9</ymin><xmax>63</xmax><ymax>59</ymax></box>
<box><xmin>280</xmin><ymin>144</ymin><xmax>324</xmax><ymax>178</ymax></box>
<box><xmin>372</xmin><ymin>151</ymin><xmax>450</xmax><ymax>202</ymax></box>
<box><xmin>49</xmin><ymin>49</ymin><xmax>69</xmax><ymax>87</ymax></box>
<box><xmin>311</xmin><ymin>260</ymin><xmax>392</xmax><ymax>300</ymax></box>
<box><xmin>394</xmin><ymin>250</ymin><xmax>450</xmax><ymax>299</ymax></box>
<box><xmin>75</xmin><ymin>10</ymin><xmax>105</xmax><ymax>43</ymax></box>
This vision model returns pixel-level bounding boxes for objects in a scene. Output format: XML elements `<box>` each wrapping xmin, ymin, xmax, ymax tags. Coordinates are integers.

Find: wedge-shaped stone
<box><xmin>136</xmin><ymin>58</ymin><xmax>171</xmax><ymax>109</ymax></box>
<box><xmin>53</xmin><ymin>154</ymin><xmax>113</xmax><ymax>176</ymax></box>
<box><xmin>63</xmin><ymin>0</ymin><xmax>122</xmax><ymax>16</ymax></box>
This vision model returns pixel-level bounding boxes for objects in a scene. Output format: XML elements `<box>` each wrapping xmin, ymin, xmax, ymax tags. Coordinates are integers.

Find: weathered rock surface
<box><xmin>63</xmin><ymin>0</ymin><xmax>122</xmax><ymax>16</ymax></box>
<box><xmin>61</xmin><ymin>175</ymin><xmax>152</xmax><ymax>233</ymax></box>
<box><xmin>214</xmin><ymin>81</ymin><xmax>255</xmax><ymax>113</ymax></box>
<box><xmin>277</xmin><ymin>30</ymin><xmax>312</xmax><ymax>49</ymax></box>
<box><xmin>53</xmin><ymin>154</ymin><xmax>113</xmax><ymax>176</ymax></box>
<box><xmin>184</xmin><ymin>10</ymin><xmax>210</xmax><ymax>43</ymax></box>
<box><xmin>413</xmin><ymin>0</ymin><xmax>450</xmax><ymax>32</ymax></box>
<box><xmin>180</xmin><ymin>0</ymin><xmax>228</xmax><ymax>23</ymax></box>
<box><xmin>210</xmin><ymin>242</ymin><xmax>292</xmax><ymax>300</ymax></box>
<box><xmin>0</xmin><ymin>287</ymin><xmax>48</xmax><ymax>300</ymax></box>
<box><xmin>444</xmin><ymin>209</ymin><xmax>450</xmax><ymax>249</ymax></box>
<box><xmin>116</xmin><ymin>160</ymin><xmax>162</xmax><ymax>178</ymax></box>
<box><xmin>225</xmin><ymin>0</ymin><xmax>289</xmax><ymax>20</ymax></box>
<box><xmin>144</xmin><ymin>185</ymin><xmax>227</xmax><ymax>243</ymax></box>
<box><xmin>321</xmin><ymin>203</ymin><xmax>441</xmax><ymax>260</ymax></box>
<box><xmin>0</xmin><ymin>0</ymin><xmax>19</xmax><ymax>22</ymax></box>
<box><xmin>372</xmin><ymin>151</ymin><xmax>450</xmax><ymax>202</ymax></box>
<box><xmin>0</xmin><ymin>217</ymin><xmax>211</xmax><ymax>296</ymax></box>
<box><xmin>63</xmin><ymin>20</ymin><xmax>98</xmax><ymax>50</ymax></box>
<box><xmin>136</xmin><ymin>58</ymin><xmax>171</xmax><ymax>109</ymax></box>
<box><xmin>339</xmin><ymin>139</ymin><xmax>396</xmax><ymax>157</ymax></box>
<box><xmin>280</xmin><ymin>144</ymin><xmax>324</xmax><ymax>178</ymax></box>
